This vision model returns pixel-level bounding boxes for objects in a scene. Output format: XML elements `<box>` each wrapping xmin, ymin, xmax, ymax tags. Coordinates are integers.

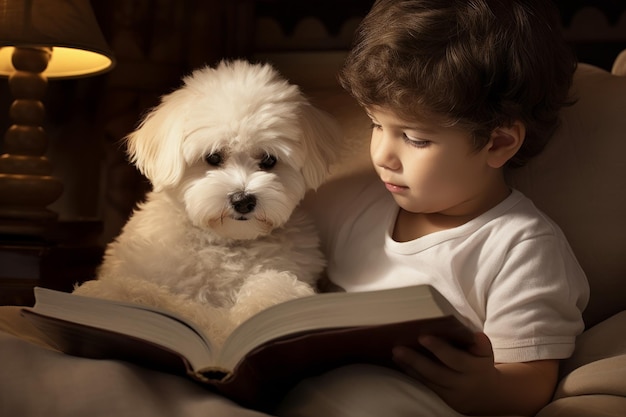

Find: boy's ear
<box><xmin>486</xmin><ymin>121</ymin><xmax>525</xmax><ymax>168</ymax></box>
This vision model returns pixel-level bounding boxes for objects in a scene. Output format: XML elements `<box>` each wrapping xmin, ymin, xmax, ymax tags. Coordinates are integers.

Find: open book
<box><xmin>22</xmin><ymin>285</ymin><xmax>476</xmax><ymax>411</ymax></box>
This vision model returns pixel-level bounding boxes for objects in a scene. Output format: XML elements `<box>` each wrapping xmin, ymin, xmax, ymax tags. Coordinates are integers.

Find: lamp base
<box><xmin>0</xmin><ymin>47</ymin><xmax>63</xmax><ymax>239</ymax></box>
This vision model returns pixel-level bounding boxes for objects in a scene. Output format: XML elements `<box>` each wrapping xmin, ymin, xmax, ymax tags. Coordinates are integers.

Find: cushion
<box><xmin>509</xmin><ymin>64</ymin><xmax>626</xmax><ymax>328</ymax></box>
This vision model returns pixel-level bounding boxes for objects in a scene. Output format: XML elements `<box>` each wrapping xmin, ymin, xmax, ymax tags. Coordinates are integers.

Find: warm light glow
<box><xmin>0</xmin><ymin>46</ymin><xmax>113</xmax><ymax>78</ymax></box>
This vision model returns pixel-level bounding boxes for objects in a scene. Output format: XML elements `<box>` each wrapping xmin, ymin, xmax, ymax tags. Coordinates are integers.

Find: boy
<box><xmin>277</xmin><ymin>0</ymin><xmax>589</xmax><ymax>416</ymax></box>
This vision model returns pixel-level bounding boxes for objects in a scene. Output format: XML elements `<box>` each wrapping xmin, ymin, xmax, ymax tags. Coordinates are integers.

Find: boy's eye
<box><xmin>205</xmin><ymin>152</ymin><xmax>223</xmax><ymax>166</ymax></box>
<box><xmin>259</xmin><ymin>154</ymin><xmax>277</xmax><ymax>170</ymax></box>
<box><xmin>403</xmin><ymin>134</ymin><xmax>431</xmax><ymax>148</ymax></box>
<box><xmin>368</xmin><ymin>117</ymin><xmax>431</xmax><ymax>148</ymax></box>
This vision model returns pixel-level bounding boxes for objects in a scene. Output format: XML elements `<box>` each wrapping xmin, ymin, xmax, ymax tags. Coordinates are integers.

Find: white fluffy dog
<box><xmin>74</xmin><ymin>60</ymin><xmax>341</xmax><ymax>345</ymax></box>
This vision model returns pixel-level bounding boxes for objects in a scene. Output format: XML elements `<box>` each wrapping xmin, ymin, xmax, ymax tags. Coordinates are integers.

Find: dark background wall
<box><xmin>1</xmin><ymin>0</ymin><xmax>624</xmax><ymax>246</ymax></box>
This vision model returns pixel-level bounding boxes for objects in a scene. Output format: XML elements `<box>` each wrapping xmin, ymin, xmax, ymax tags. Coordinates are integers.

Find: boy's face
<box><xmin>367</xmin><ymin>107</ymin><xmax>506</xmax><ymax>218</ymax></box>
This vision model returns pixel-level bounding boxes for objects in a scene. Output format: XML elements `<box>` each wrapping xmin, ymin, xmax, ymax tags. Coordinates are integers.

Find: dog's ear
<box><xmin>298</xmin><ymin>103</ymin><xmax>343</xmax><ymax>190</ymax></box>
<box><xmin>125</xmin><ymin>88</ymin><xmax>190</xmax><ymax>192</ymax></box>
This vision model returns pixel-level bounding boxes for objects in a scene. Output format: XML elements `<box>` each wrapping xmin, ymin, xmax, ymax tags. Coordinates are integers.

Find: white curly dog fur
<box><xmin>74</xmin><ymin>60</ymin><xmax>342</xmax><ymax>346</ymax></box>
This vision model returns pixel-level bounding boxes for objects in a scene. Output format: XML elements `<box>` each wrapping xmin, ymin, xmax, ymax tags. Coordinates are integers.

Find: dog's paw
<box><xmin>73</xmin><ymin>279</ymin><xmax>114</xmax><ymax>298</ymax></box>
<box><xmin>229</xmin><ymin>271</ymin><xmax>316</xmax><ymax>325</ymax></box>
<box><xmin>73</xmin><ymin>277</ymin><xmax>178</xmax><ymax>309</ymax></box>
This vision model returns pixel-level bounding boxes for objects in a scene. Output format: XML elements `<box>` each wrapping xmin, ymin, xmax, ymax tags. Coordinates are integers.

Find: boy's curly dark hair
<box><xmin>339</xmin><ymin>0</ymin><xmax>576</xmax><ymax>168</ymax></box>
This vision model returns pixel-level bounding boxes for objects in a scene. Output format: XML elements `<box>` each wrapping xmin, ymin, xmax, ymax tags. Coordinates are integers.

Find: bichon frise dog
<box><xmin>74</xmin><ymin>60</ymin><xmax>342</xmax><ymax>345</ymax></box>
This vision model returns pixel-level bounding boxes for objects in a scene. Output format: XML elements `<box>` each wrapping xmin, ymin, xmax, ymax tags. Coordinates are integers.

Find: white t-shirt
<box><xmin>309</xmin><ymin>173</ymin><xmax>589</xmax><ymax>363</ymax></box>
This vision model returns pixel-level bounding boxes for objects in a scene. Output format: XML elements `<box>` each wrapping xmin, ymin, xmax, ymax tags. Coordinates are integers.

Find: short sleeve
<box><xmin>484</xmin><ymin>235</ymin><xmax>589</xmax><ymax>363</ymax></box>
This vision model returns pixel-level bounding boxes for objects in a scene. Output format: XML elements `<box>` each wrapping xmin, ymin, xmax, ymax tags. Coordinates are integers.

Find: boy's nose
<box><xmin>370</xmin><ymin>133</ymin><xmax>400</xmax><ymax>171</ymax></box>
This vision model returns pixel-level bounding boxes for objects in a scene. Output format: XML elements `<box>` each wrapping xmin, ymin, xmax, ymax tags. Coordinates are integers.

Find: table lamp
<box><xmin>0</xmin><ymin>0</ymin><xmax>115</xmax><ymax>238</ymax></box>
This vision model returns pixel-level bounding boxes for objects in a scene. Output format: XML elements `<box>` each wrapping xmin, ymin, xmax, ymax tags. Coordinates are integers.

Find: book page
<box><xmin>27</xmin><ymin>288</ymin><xmax>215</xmax><ymax>371</ymax></box>
<box><xmin>217</xmin><ymin>285</ymin><xmax>472</xmax><ymax>369</ymax></box>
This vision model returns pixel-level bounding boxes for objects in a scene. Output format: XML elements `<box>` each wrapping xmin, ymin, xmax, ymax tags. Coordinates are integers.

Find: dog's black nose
<box><xmin>230</xmin><ymin>192</ymin><xmax>257</xmax><ymax>214</ymax></box>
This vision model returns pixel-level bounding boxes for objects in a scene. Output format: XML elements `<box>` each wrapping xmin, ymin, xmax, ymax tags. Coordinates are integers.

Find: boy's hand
<box><xmin>392</xmin><ymin>332</ymin><xmax>497</xmax><ymax>414</ymax></box>
<box><xmin>392</xmin><ymin>333</ymin><xmax>558</xmax><ymax>416</ymax></box>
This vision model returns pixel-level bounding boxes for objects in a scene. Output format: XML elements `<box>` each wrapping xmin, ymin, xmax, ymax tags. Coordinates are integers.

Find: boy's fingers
<box><xmin>417</xmin><ymin>333</ymin><xmax>494</xmax><ymax>373</ymax></box>
<box><xmin>392</xmin><ymin>345</ymin><xmax>456</xmax><ymax>387</ymax></box>
<box><xmin>468</xmin><ymin>332</ymin><xmax>494</xmax><ymax>359</ymax></box>
<box><xmin>418</xmin><ymin>335</ymin><xmax>468</xmax><ymax>371</ymax></box>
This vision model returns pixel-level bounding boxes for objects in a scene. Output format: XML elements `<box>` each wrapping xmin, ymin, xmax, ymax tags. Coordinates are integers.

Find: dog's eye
<box><xmin>205</xmin><ymin>153</ymin><xmax>223</xmax><ymax>167</ymax></box>
<box><xmin>259</xmin><ymin>154</ymin><xmax>277</xmax><ymax>170</ymax></box>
